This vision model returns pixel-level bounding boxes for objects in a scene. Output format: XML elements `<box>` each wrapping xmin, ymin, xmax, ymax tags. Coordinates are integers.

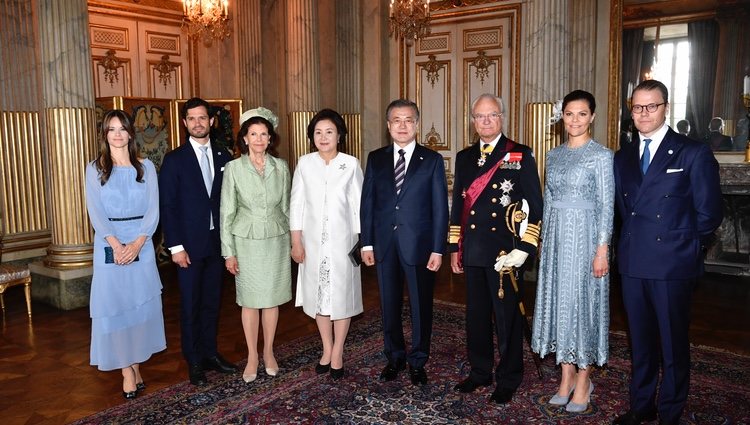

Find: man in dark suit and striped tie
<box><xmin>360</xmin><ymin>99</ymin><xmax>449</xmax><ymax>386</ymax></box>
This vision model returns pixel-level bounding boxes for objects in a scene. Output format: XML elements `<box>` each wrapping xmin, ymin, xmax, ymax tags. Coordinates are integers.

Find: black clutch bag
<box><xmin>348</xmin><ymin>239</ymin><xmax>362</xmax><ymax>267</ymax></box>
<box><xmin>104</xmin><ymin>246</ymin><xmax>139</xmax><ymax>264</ymax></box>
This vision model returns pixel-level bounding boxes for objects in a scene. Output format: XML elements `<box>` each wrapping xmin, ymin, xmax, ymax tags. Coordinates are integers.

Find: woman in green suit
<box><xmin>220</xmin><ymin>107</ymin><xmax>292</xmax><ymax>383</ymax></box>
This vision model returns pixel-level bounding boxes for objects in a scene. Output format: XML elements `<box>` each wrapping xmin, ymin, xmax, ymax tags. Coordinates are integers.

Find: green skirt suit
<box><xmin>220</xmin><ymin>154</ymin><xmax>292</xmax><ymax>308</ymax></box>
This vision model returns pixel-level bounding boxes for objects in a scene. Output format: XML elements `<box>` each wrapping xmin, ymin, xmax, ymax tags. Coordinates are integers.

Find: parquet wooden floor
<box><xmin>0</xmin><ymin>264</ymin><xmax>747</xmax><ymax>425</ymax></box>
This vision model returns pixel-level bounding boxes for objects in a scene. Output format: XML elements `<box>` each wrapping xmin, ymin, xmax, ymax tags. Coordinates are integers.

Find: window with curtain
<box><xmin>652</xmin><ymin>38</ymin><xmax>689</xmax><ymax>128</ymax></box>
<box><xmin>643</xmin><ymin>24</ymin><xmax>690</xmax><ymax>129</ymax></box>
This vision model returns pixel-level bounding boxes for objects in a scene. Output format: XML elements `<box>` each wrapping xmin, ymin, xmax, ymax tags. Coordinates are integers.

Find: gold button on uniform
<box><xmin>491</xmin><ymin>212</ymin><xmax>497</xmax><ymax>217</ymax></box>
<box><xmin>470</xmin><ymin>224</ymin><xmax>476</xmax><ymax>229</ymax></box>
<box><xmin>470</xmin><ymin>210</ymin><xmax>475</xmax><ymax>215</ymax></box>
<box><xmin>491</xmin><ymin>198</ymin><xmax>497</xmax><ymax>203</ymax></box>
<box><xmin>492</xmin><ymin>184</ymin><xmax>498</xmax><ymax>189</ymax></box>
<box><xmin>491</xmin><ymin>227</ymin><xmax>496</xmax><ymax>231</ymax></box>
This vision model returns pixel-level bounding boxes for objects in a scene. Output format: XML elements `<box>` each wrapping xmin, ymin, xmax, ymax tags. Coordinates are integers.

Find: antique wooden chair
<box><xmin>0</xmin><ymin>243</ymin><xmax>32</xmax><ymax>317</ymax></box>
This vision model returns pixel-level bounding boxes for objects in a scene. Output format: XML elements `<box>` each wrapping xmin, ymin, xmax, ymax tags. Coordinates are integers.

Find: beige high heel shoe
<box><xmin>242</xmin><ymin>361</ymin><xmax>258</xmax><ymax>383</ymax></box>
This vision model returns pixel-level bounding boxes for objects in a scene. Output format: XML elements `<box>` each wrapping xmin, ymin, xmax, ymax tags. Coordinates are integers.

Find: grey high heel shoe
<box><xmin>548</xmin><ymin>383</ymin><xmax>575</xmax><ymax>406</ymax></box>
<box><xmin>566</xmin><ymin>380</ymin><xmax>594</xmax><ymax>413</ymax></box>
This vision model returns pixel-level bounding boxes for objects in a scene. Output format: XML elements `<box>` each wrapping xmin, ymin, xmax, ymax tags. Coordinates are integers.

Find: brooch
<box><xmin>339</xmin><ymin>163</ymin><xmax>346</xmax><ymax>170</ymax></box>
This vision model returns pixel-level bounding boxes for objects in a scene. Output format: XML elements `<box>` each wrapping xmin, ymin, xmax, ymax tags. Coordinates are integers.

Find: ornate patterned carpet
<box><xmin>72</xmin><ymin>300</ymin><xmax>750</xmax><ymax>424</ymax></box>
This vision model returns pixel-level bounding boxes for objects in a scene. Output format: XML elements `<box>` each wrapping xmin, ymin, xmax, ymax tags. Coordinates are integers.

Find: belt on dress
<box><xmin>107</xmin><ymin>215</ymin><xmax>144</xmax><ymax>221</ymax></box>
<box><xmin>549</xmin><ymin>200</ymin><xmax>595</xmax><ymax>210</ymax></box>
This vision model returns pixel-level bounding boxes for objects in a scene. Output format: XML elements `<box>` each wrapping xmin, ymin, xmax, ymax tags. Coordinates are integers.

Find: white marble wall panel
<box><xmin>0</xmin><ymin>0</ymin><xmax>40</xmax><ymax>111</ymax></box>
<box><xmin>335</xmin><ymin>0</ymin><xmax>361</xmax><ymax>113</ymax></box>
<box><xmin>286</xmin><ymin>0</ymin><xmax>320</xmax><ymax>110</ymax></box>
<box><xmin>522</xmin><ymin>0</ymin><xmax>568</xmax><ymax>102</ymax></box>
<box><xmin>37</xmin><ymin>0</ymin><xmax>94</xmax><ymax>107</ymax></box>
<box><xmin>238</xmin><ymin>0</ymin><xmax>263</xmax><ymax>108</ymax></box>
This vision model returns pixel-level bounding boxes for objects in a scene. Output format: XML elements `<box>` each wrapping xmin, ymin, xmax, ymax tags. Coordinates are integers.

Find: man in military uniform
<box><xmin>450</xmin><ymin>93</ymin><xmax>543</xmax><ymax>404</ymax></box>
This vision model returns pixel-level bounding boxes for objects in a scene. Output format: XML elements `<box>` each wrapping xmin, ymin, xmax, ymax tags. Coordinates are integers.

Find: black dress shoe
<box><xmin>379</xmin><ymin>360</ymin><xmax>406</xmax><ymax>381</ymax></box>
<box><xmin>454</xmin><ymin>377</ymin><xmax>491</xmax><ymax>393</ymax></box>
<box><xmin>612</xmin><ymin>409</ymin><xmax>658</xmax><ymax>425</ymax></box>
<box><xmin>188</xmin><ymin>363</ymin><xmax>208</xmax><ymax>386</ymax></box>
<box><xmin>409</xmin><ymin>366</ymin><xmax>428</xmax><ymax>385</ymax></box>
<box><xmin>330</xmin><ymin>367</ymin><xmax>345</xmax><ymax>380</ymax></box>
<box><xmin>315</xmin><ymin>363</ymin><xmax>331</xmax><ymax>374</ymax></box>
<box><xmin>489</xmin><ymin>386</ymin><xmax>515</xmax><ymax>404</ymax></box>
<box><xmin>136</xmin><ymin>381</ymin><xmax>146</xmax><ymax>392</ymax></box>
<box><xmin>202</xmin><ymin>354</ymin><xmax>238</xmax><ymax>374</ymax></box>
<box><xmin>122</xmin><ymin>390</ymin><xmax>137</xmax><ymax>400</ymax></box>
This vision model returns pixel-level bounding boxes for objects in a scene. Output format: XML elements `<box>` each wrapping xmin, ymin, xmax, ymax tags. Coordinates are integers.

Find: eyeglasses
<box><xmin>472</xmin><ymin>112</ymin><xmax>502</xmax><ymax>121</ymax></box>
<box><xmin>631</xmin><ymin>102</ymin><xmax>666</xmax><ymax>114</ymax></box>
<box><xmin>389</xmin><ymin>118</ymin><xmax>416</xmax><ymax>126</ymax></box>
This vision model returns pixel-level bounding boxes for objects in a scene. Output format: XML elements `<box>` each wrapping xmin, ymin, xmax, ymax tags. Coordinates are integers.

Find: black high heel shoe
<box><xmin>330</xmin><ymin>367</ymin><xmax>345</xmax><ymax>380</ymax></box>
<box><xmin>123</xmin><ymin>390</ymin><xmax>137</xmax><ymax>399</ymax></box>
<box><xmin>136</xmin><ymin>382</ymin><xmax>146</xmax><ymax>392</ymax></box>
<box><xmin>315</xmin><ymin>363</ymin><xmax>331</xmax><ymax>374</ymax></box>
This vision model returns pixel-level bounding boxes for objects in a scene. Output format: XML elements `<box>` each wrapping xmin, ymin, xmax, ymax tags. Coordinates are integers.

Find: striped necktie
<box><xmin>394</xmin><ymin>149</ymin><xmax>406</xmax><ymax>194</ymax></box>
<box><xmin>641</xmin><ymin>138</ymin><xmax>652</xmax><ymax>175</ymax></box>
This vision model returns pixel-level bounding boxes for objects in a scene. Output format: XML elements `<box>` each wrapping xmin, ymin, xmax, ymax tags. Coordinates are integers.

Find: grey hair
<box><xmin>470</xmin><ymin>93</ymin><xmax>505</xmax><ymax>118</ymax></box>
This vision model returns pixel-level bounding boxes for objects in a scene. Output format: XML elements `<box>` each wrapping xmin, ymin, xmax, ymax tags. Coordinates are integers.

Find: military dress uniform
<box><xmin>449</xmin><ymin>135</ymin><xmax>543</xmax><ymax>391</ymax></box>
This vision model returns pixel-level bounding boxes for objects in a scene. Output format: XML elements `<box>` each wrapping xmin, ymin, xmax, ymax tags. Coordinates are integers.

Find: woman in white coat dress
<box><xmin>290</xmin><ymin>109</ymin><xmax>364</xmax><ymax>380</ymax></box>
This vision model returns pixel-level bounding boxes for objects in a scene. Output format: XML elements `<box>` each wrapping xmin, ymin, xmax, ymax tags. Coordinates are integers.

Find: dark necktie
<box><xmin>641</xmin><ymin>138</ymin><xmax>652</xmax><ymax>175</ymax></box>
<box><xmin>394</xmin><ymin>149</ymin><xmax>406</xmax><ymax>194</ymax></box>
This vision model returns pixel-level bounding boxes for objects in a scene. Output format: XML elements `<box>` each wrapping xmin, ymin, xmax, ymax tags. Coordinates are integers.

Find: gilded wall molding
<box><xmin>43</xmin><ymin>107</ymin><xmax>97</xmax><ymax>268</ymax></box>
<box><xmin>524</xmin><ymin>102</ymin><xmax>563</xmax><ymax>185</ymax></box>
<box><xmin>288</xmin><ymin>111</ymin><xmax>316</xmax><ymax>170</ymax></box>
<box><xmin>607</xmin><ymin>0</ymin><xmax>622</xmax><ymax>151</ymax></box>
<box><xmin>0</xmin><ymin>112</ymin><xmax>48</xmax><ymax>247</ymax></box>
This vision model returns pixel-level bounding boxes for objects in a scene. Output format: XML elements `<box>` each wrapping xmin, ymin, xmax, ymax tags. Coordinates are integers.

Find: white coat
<box><xmin>290</xmin><ymin>152</ymin><xmax>364</xmax><ymax>320</ymax></box>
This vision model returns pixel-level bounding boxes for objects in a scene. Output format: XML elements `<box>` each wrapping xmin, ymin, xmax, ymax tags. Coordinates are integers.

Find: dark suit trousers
<box><xmin>621</xmin><ymin>276</ymin><xmax>693</xmax><ymax>423</ymax></box>
<box><xmin>177</xmin><ymin>229</ymin><xmax>224</xmax><ymax>364</ymax></box>
<box><xmin>375</xmin><ymin>234</ymin><xmax>435</xmax><ymax>368</ymax></box>
<box><xmin>464</xmin><ymin>266</ymin><xmax>524</xmax><ymax>389</ymax></box>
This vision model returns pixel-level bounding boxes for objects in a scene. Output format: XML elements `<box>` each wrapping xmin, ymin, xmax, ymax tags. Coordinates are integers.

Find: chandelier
<box><xmin>182</xmin><ymin>0</ymin><xmax>231</xmax><ymax>43</ymax></box>
<box><xmin>389</xmin><ymin>0</ymin><xmax>431</xmax><ymax>45</ymax></box>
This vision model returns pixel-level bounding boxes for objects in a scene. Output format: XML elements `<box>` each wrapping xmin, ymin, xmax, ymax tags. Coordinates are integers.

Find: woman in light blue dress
<box><xmin>532</xmin><ymin>90</ymin><xmax>614</xmax><ymax>413</ymax></box>
<box><xmin>85</xmin><ymin>110</ymin><xmax>166</xmax><ymax>400</ymax></box>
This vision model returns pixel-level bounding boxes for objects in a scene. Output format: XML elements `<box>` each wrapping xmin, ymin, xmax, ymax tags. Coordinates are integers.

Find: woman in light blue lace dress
<box><xmin>86</xmin><ymin>110</ymin><xmax>166</xmax><ymax>400</ymax></box>
<box><xmin>532</xmin><ymin>90</ymin><xmax>614</xmax><ymax>413</ymax></box>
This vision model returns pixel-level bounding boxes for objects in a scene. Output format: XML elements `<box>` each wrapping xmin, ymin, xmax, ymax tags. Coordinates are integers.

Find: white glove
<box><xmin>494</xmin><ymin>249</ymin><xmax>529</xmax><ymax>271</ymax></box>
<box><xmin>494</xmin><ymin>254</ymin><xmax>507</xmax><ymax>272</ymax></box>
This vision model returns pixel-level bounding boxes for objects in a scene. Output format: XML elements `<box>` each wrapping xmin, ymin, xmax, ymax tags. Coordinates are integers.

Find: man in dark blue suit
<box><xmin>159</xmin><ymin>98</ymin><xmax>237</xmax><ymax>386</ymax></box>
<box><xmin>613</xmin><ymin>80</ymin><xmax>723</xmax><ymax>425</ymax></box>
<box><xmin>360</xmin><ymin>99</ymin><xmax>449</xmax><ymax>386</ymax></box>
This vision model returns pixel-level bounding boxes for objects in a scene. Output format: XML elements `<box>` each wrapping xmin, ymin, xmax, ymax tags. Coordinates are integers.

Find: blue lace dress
<box><xmin>532</xmin><ymin>139</ymin><xmax>614</xmax><ymax>368</ymax></box>
<box><xmin>85</xmin><ymin>160</ymin><xmax>166</xmax><ymax>371</ymax></box>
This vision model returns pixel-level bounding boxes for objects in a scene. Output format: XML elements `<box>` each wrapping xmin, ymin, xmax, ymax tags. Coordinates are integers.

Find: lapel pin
<box><xmin>668</xmin><ymin>150</ymin><xmax>673</xmax><ymax>154</ymax></box>
<box><xmin>420</xmin><ymin>156</ymin><xmax>424</xmax><ymax>160</ymax></box>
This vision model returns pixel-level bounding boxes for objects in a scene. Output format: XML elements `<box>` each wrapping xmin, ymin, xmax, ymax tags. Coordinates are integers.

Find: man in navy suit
<box><xmin>360</xmin><ymin>99</ymin><xmax>449</xmax><ymax>386</ymax></box>
<box><xmin>159</xmin><ymin>98</ymin><xmax>237</xmax><ymax>386</ymax></box>
<box><xmin>449</xmin><ymin>93</ymin><xmax>543</xmax><ymax>404</ymax></box>
<box><xmin>613</xmin><ymin>80</ymin><xmax>723</xmax><ymax>425</ymax></box>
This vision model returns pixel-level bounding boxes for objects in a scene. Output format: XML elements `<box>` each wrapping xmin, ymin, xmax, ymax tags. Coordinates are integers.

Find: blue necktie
<box><xmin>199</xmin><ymin>145</ymin><xmax>214</xmax><ymax>229</ymax></box>
<box><xmin>641</xmin><ymin>138</ymin><xmax>652</xmax><ymax>175</ymax></box>
<box><xmin>394</xmin><ymin>149</ymin><xmax>406</xmax><ymax>194</ymax></box>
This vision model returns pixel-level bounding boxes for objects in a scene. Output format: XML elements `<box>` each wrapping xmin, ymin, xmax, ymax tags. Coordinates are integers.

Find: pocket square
<box><xmin>666</xmin><ymin>168</ymin><xmax>683</xmax><ymax>173</ymax></box>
